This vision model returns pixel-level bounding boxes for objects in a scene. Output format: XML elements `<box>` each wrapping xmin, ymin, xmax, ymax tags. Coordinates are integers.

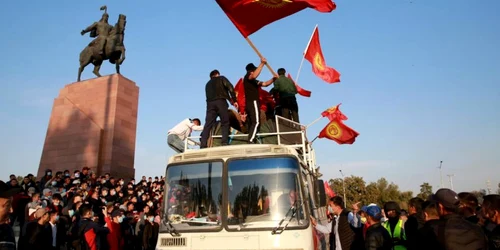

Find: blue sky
<box><xmin>0</xmin><ymin>0</ymin><xmax>499</xmax><ymax>194</ymax></box>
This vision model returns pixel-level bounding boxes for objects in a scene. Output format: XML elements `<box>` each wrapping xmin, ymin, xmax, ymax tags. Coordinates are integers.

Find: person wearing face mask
<box><xmin>105</xmin><ymin>210</ymin><xmax>125</xmax><ymax>250</ymax></box>
<box><xmin>44</xmin><ymin>207</ymin><xmax>61</xmax><ymax>250</ymax></box>
<box><xmin>51</xmin><ymin>194</ymin><xmax>64</xmax><ymax>213</ymax></box>
<box><xmin>142</xmin><ymin>212</ymin><xmax>159</xmax><ymax>250</ymax></box>
<box><xmin>73</xmin><ymin>170</ymin><xmax>81</xmax><ymax>180</ymax></box>
<box><xmin>310</xmin><ymin>197</ymin><xmax>363</xmax><ymax>250</ymax></box>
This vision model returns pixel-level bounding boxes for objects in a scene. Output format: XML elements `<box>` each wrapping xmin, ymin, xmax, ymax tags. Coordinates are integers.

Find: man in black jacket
<box><xmin>432</xmin><ymin>188</ymin><xmax>487</xmax><ymax>250</ymax></box>
<box><xmin>405</xmin><ymin>197</ymin><xmax>425</xmax><ymax>250</ymax></box>
<box><xmin>364</xmin><ymin>205</ymin><xmax>392</xmax><ymax>250</ymax></box>
<box><xmin>200</xmin><ymin>69</ymin><xmax>238</xmax><ymax>148</ymax></box>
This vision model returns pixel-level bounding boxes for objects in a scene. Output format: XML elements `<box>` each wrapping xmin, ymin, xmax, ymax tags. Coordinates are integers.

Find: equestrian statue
<box><xmin>77</xmin><ymin>6</ymin><xmax>127</xmax><ymax>82</ymax></box>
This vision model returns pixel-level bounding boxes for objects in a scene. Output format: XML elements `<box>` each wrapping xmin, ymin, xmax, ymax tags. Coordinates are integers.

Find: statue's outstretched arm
<box><xmin>81</xmin><ymin>22</ymin><xmax>98</xmax><ymax>34</ymax></box>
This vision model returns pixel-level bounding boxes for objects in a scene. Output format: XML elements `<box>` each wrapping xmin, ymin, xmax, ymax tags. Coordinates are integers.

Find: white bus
<box><xmin>157</xmin><ymin>116</ymin><xmax>329</xmax><ymax>250</ymax></box>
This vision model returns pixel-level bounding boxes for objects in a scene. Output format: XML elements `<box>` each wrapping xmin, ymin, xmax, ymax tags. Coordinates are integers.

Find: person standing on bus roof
<box><xmin>200</xmin><ymin>69</ymin><xmax>238</xmax><ymax>148</ymax></box>
<box><xmin>273</xmin><ymin>68</ymin><xmax>300</xmax><ymax>123</ymax></box>
<box><xmin>243</xmin><ymin>58</ymin><xmax>275</xmax><ymax>143</ymax></box>
<box><xmin>167</xmin><ymin>118</ymin><xmax>203</xmax><ymax>153</ymax></box>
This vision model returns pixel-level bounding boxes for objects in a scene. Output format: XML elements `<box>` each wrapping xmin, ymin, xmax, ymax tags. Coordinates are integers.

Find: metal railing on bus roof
<box><xmin>182</xmin><ymin>115</ymin><xmax>317</xmax><ymax>173</ymax></box>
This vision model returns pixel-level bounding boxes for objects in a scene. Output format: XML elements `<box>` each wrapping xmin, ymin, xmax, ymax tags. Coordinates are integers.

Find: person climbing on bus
<box><xmin>167</xmin><ymin>118</ymin><xmax>203</xmax><ymax>153</ymax></box>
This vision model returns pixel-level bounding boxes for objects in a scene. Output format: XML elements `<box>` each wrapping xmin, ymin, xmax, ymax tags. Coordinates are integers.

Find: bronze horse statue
<box><xmin>77</xmin><ymin>13</ymin><xmax>126</xmax><ymax>82</ymax></box>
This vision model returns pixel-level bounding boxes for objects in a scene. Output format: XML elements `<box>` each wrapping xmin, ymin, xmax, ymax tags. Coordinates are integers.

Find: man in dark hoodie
<box><xmin>405</xmin><ymin>197</ymin><xmax>425</xmax><ymax>250</ymax></box>
<box><xmin>382</xmin><ymin>201</ymin><xmax>407</xmax><ymax>250</ymax></box>
<box><xmin>457</xmin><ymin>192</ymin><xmax>479</xmax><ymax>224</ymax></box>
<box><xmin>480</xmin><ymin>194</ymin><xmax>500</xmax><ymax>250</ymax></box>
<box><xmin>432</xmin><ymin>188</ymin><xmax>487</xmax><ymax>250</ymax></box>
<box><xmin>417</xmin><ymin>200</ymin><xmax>443</xmax><ymax>249</ymax></box>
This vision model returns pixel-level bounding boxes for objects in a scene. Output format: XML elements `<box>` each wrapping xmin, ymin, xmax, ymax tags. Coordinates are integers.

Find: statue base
<box><xmin>37</xmin><ymin>74</ymin><xmax>139</xmax><ymax>180</ymax></box>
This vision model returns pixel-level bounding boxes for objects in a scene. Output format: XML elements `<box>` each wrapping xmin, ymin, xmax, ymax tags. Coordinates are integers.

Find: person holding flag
<box><xmin>242</xmin><ymin>58</ymin><xmax>276</xmax><ymax>143</ymax></box>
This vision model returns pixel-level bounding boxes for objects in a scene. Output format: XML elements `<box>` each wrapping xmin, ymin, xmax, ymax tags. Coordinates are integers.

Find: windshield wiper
<box><xmin>271</xmin><ymin>200</ymin><xmax>303</xmax><ymax>235</ymax></box>
<box><xmin>162</xmin><ymin>211</ymin><xmax>181</xmax><ymax>237</ymax></box>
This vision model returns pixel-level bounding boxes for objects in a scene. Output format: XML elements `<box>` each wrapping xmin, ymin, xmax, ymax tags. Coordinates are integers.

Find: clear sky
<box><xmin>0</xmin><ymin>0</ymin><xmax>499</xmax><ymax>195</ymax></box>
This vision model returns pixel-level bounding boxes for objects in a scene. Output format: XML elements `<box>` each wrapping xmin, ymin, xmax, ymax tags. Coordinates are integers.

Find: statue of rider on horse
<box><xmin>77</xmin><ymin>6</ymin><xmax>127</xmax><ymax>82</ymax></box>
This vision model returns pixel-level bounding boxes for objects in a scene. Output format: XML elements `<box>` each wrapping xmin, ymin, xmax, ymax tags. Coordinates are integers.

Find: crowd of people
<box><xmin>2</xmin><ymin>165</ymin><xmax>500</xmax><ymax>250</ymax></box>
<box><xmin>311</xmin><ymin>188</ymin><xmax>500</xmax><ymax>250</ymax></box>
<box><xmin>0</xmin><ymin>167</ymin><xmax>164</xmax><ymax>250</ymax></box>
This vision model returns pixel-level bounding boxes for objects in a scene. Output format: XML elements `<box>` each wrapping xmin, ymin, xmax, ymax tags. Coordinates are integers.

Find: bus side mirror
<box><xmin>316</xmin><ymin>179</ymin><xmax>327</xmax><ymax>207</ymax></box>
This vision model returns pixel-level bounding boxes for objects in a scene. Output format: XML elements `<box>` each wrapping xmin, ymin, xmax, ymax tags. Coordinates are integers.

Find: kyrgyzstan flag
<box><xmin>318</xmin><ymin>119</ymin><xmax>359</xmax><ymax>144</ymax></box>
<box><xmin>321</xmin><ymin>103</ymin><xmax>347</xmax><ymax>121</ymax></box>
<box><xmin>216</xmin><ymin>0</ymin><xmax>336</xmax><ymax>38</ymax></box>
<box><xmin>304</xmin><ymin>26</ymin><xmax>340</xmax><ymax>83</ymax></box>
<box><xmin>287</xmin><ymin>73</ymin><xmax>311</xmax><ymax>97</ymax></box>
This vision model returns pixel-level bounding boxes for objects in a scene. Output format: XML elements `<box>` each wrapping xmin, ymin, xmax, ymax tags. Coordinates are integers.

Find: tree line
<box><xmin>328</xmin><ymin>175</ymin><xmax>500</xmax><ymax>210</ymax></box>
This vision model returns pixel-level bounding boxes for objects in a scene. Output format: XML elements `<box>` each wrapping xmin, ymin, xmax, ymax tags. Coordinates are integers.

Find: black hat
<box><xmin>432</xmin><ymin>188</ymin><xmax>459</xmax><ymax>209</ymax></box>
<box><xmin>246</xmin><ymin>63</ymin><xmax>257</xmax><ymax>72</ymax></box>
<box><xmin>0</xmin><ymin>181</ymin><xmax>22</xmax><ymax>198</ymax></box>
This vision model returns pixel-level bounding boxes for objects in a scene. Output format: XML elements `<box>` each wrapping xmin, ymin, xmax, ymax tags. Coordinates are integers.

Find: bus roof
<box><xmin>168</xmin><ymin>116</ymin><xmax>319</xmax><ymax>174</ymax></box>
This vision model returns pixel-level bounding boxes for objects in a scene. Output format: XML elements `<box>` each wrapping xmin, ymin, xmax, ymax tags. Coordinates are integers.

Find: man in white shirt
<box><xmin>167</xmin><ymin>118</ymin><xmax>203</xmax><ymax>153</ymax></box>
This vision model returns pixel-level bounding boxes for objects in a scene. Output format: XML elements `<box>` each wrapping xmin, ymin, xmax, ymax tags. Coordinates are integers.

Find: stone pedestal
<box><xmin>37</xmin><ymin>74</ymin><xmax>139</xmax><ymax>180</ymax></box>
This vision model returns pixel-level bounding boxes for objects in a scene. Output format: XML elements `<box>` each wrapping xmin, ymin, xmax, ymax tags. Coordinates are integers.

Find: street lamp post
<box><xmin>339</xmin><ymin>170</ymin><xmax>346</xmax><ymax>203</ymax></box>
<box><xmin>438</xmin><ymin>161</ymin><xmax>444</xmax><ymax>188</ymax></box>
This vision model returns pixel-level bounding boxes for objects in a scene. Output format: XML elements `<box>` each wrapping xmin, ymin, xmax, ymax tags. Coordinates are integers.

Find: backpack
<box><xmin>77</xmin><ymin>223</ymin><xmax>90</xmax><ymax>250</ymax></box>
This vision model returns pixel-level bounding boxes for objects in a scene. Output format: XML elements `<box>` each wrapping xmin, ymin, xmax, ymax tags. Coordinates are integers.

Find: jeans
<box><xmin>168</xmin><ymin>134</ymin><xmax>184</xmax><ymax>153</ymax></box>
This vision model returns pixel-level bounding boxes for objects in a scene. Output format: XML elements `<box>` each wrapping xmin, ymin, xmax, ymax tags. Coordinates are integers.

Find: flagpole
<box><xmin>306</xmin><ymin>115</ymin><xmax>323</xmax><ymax>128</ymax></box>
<box><xmin>295</xmin><ymin>24</ymin><xmax>318</xmax><ymax>83</ymax></box>
<box><xmin>310</xmin><ymin>135</ymin><xmax>319</xmax><ymax>144</ymax></box>
<box><xmin>245</xmin><ymin>37</ymin><xmax>278</xmax><ymax>77</ymax></box>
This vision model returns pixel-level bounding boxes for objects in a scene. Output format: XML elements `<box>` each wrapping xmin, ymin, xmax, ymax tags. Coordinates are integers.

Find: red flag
<box><xmin>259</xmin><ymin>88</ymin><xmax>275</xmax><ymax>112</ymax></box>
<box><xmin>318</xmin><ymin>119</ymin><xmax>359</xmax><ymax>144</ymax></box>
<box><xmin>324</xmin><ymin>181</ymin><xmax>335</xmax><ymax>197</ymax></box>
<box><xmin>321</xmin><ymin>103</ymin><xmax>347</xmax><ymax>121</ymax></box>
<box><xmin>286</xmin><ymin>73</ymin><xmax>311</xmax><ymax>97</ymax></box>
<box><xmin>216</xmin><ymin>0</ymin><xmax>336</xmax><ymax>38</ymax></box>
<box><xmin>304</xmin><ymin>26</ymin><xmax>340</xmax><ymax>83</ymax></box>
<box><xmin>234</xmin><ymin>78</ymin><xmax>246</xmax><ymax>113</ymax></box>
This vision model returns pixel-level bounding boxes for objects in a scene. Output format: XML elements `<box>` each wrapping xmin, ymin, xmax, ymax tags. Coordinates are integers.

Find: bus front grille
<box><xmin>160</xmin><ymin>237</ymin><xmax>187</xmax><ymax>247</ymax></box>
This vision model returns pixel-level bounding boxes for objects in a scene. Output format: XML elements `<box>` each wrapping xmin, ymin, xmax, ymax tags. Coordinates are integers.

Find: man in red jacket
<box><xmin>105</xmin><ymin>210</ymin><xmax>124</xmax><ymax>250</ymax></box>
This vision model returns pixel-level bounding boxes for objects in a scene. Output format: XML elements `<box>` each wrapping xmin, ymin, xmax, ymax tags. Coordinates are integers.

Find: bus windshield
<box><xmin>226</xmin><ymin>157</ymin><xmax>305</xmax><ymax>230</ymax></box>
<box><xmin>163</xmin><ymin>161</ymin><xmax>223</xmax><ymax>231</ymax></box>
